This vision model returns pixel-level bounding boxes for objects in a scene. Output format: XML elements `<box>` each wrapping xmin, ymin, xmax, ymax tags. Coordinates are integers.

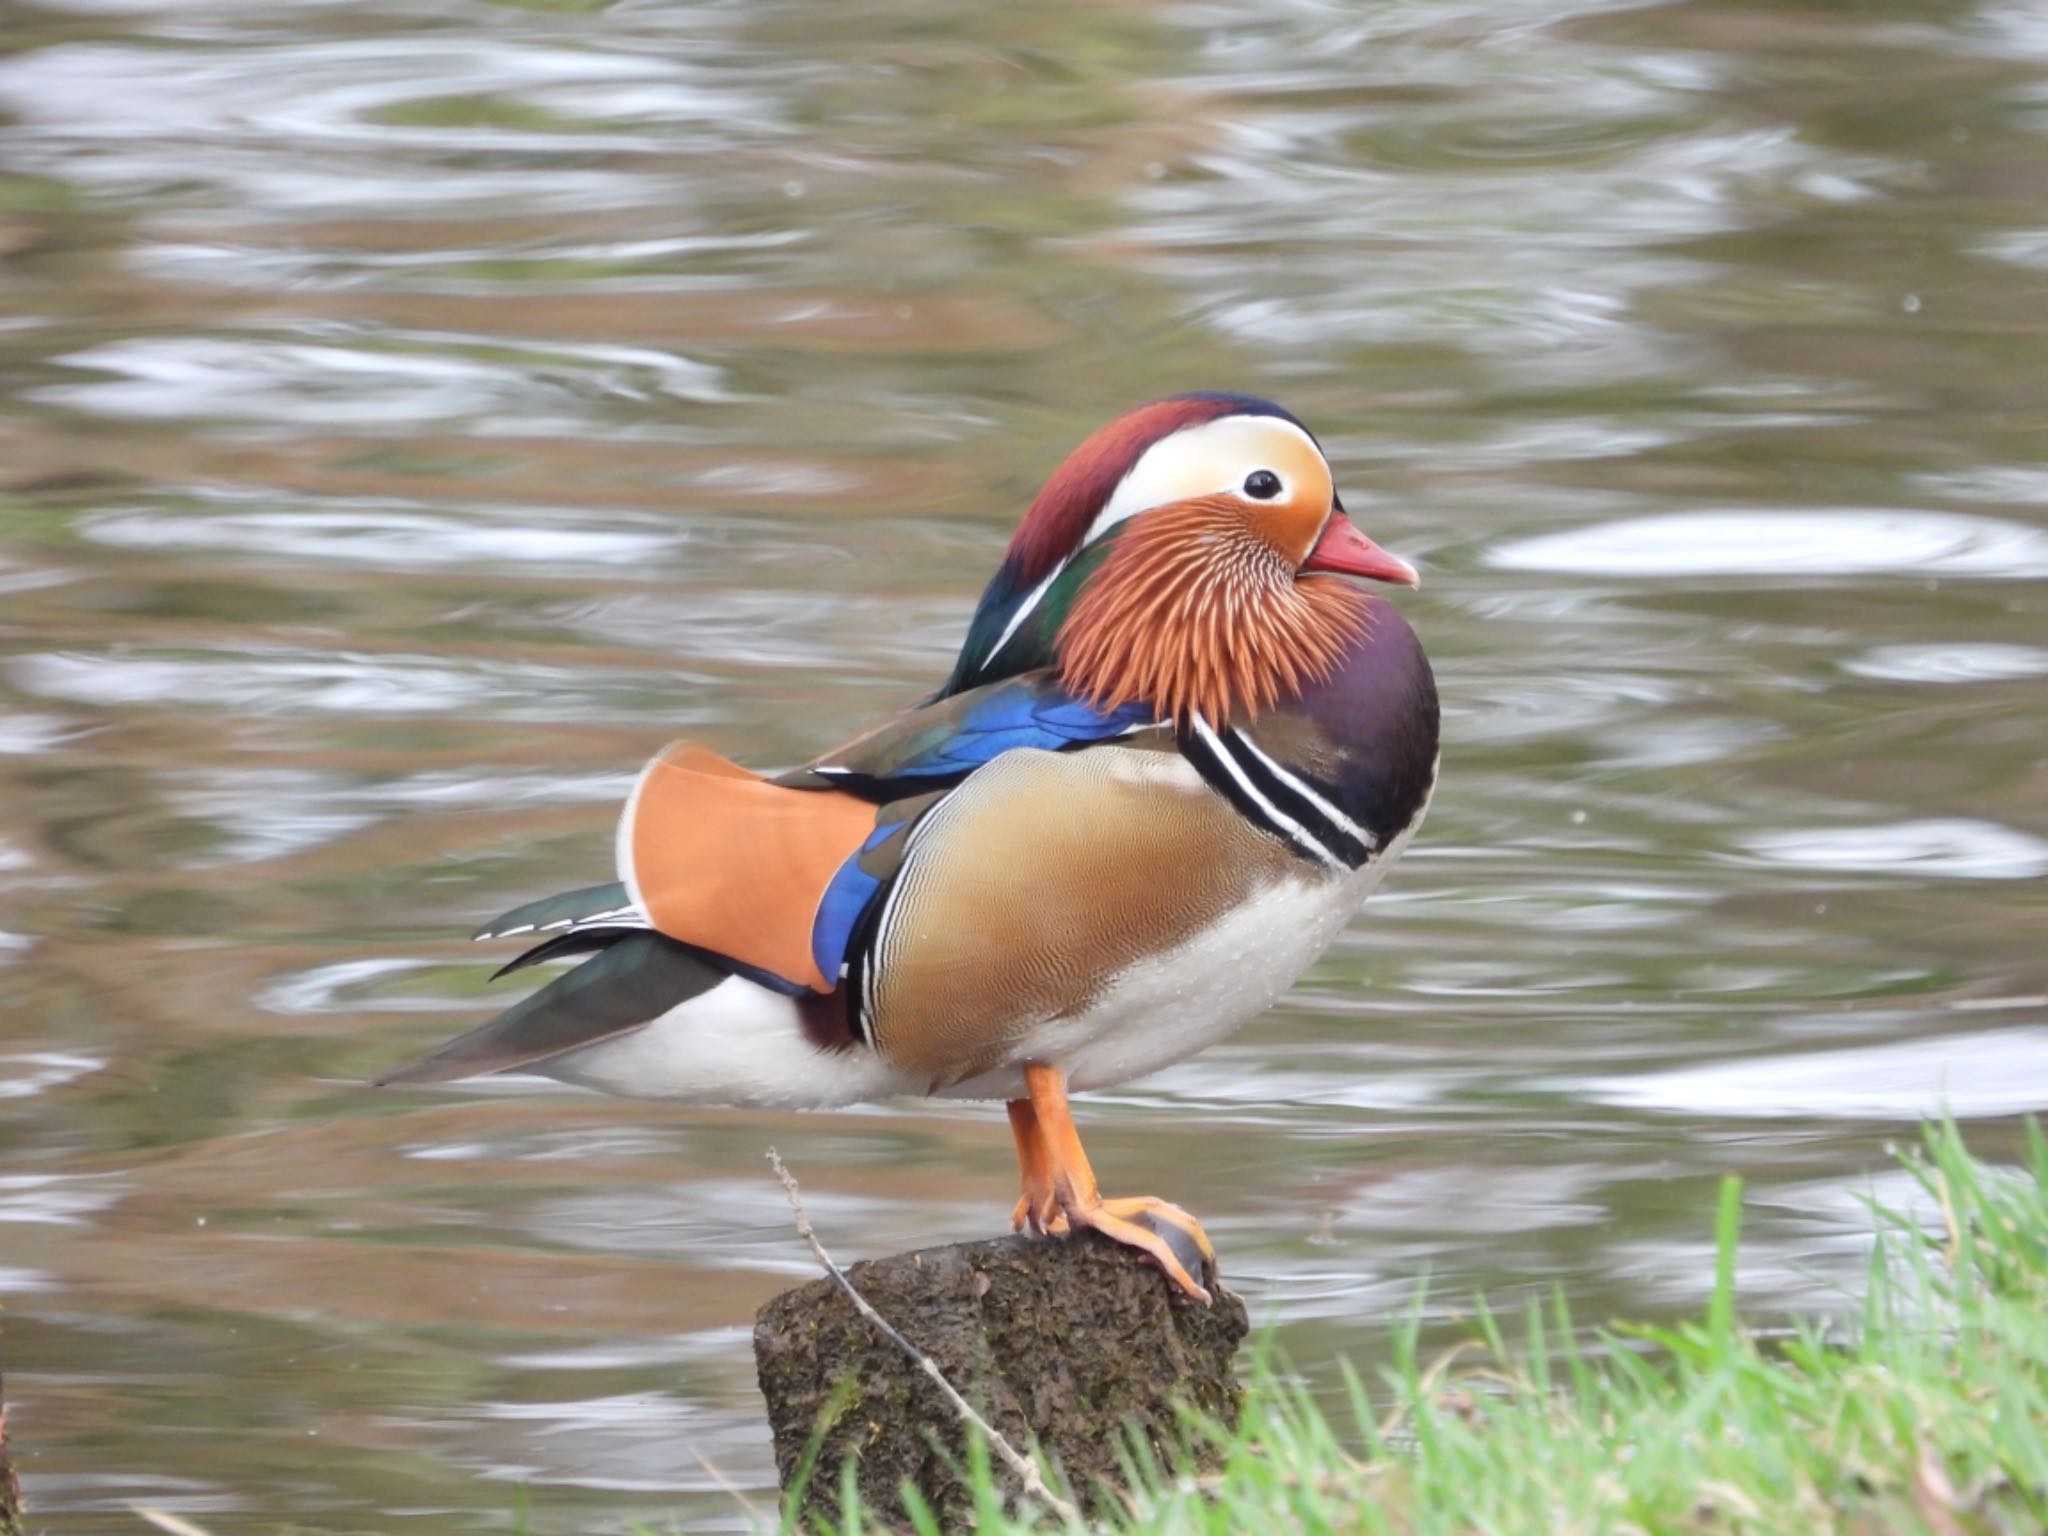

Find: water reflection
<box><xmin>2</xmin><ymin>0</ymin><xmax>2047</xmax><ymax>1529</ymax></box>
<box><xmin>1573</xmin><ymin>1026</ymin><xmax>2048</xmax><ymax>1120</ymax></box>
<box><xmin>168</xmin><ymin>766</ymin><xmax>632</xmax><ymax>867</ymax></box>
<box><xmin>1491</xmin><ymin>508</ymin><xmax>2048</xmax><ymax>578</ymax></box>
<box><xmin>38</xmin><ymin>332</ymin><xmax>731</xmax><ymax>428</ymax></box>
<box><xmin>0</xmin><ymin>1052</ymin><xmax>102</xmax><ymax>1101</ymax></box>
<box><xmin>10</xmin><ymin>648</ymin><xmax>715</xmax><ymax>724</ymax></box>
<box><xmin>0</xmin><ymin>1172</ymin><xmax>124</xmax><ymax>1226</ymax></box>
<box><xmin>0</xmin><ymin>27</ymin><xmax>776</xmax><ymax>213</ymax></box>
<box><xmin>1846</xmin><ymin>642</ymin><xmax>2048</xmax><ymax>682</ymax></box>
<box><xmin>1737</xmin><ymin>819</ymin><xmax>2048</xmax><ymax>881</ymax></box>
<box><xmin>83</xmin><ymin>498</ymin><xmax>686</xmax><ymax>572</ymax></box>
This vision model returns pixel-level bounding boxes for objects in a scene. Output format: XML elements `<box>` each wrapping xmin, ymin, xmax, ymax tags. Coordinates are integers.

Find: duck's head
<box><xmin>947</xmin><ymin>394</ymin><xmax>1418</xmax><ymax>726</ymax></box>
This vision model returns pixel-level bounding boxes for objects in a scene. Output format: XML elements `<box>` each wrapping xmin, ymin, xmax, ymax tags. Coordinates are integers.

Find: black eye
<box><xmin>1243</xmin><ymin>469</ymin><xmax>1283</xmax><ymax>500</ymax></box>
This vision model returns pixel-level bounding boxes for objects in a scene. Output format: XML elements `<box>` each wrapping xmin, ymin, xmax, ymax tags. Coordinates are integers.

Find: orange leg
<box><xmin>1006</xmin><ymin>1097</ymin><xmax>1062</xmax><ymax>1235</ymax></box>
<box><xmin>1013</xmin><ymin>1062</ymin><xmax>1217</xmax><ymax>1304</ymax></box>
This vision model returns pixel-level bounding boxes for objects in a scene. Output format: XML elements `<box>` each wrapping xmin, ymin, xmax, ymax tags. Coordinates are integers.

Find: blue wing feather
<box><xmin>819</xmin><ymin>679</ymin><xmax>1153</xmax><ymax>788</ymax></box>
<box><xmin>803</xmin><ymin>675</ymin><xmax>1158</xmax><ymax>989</ymax></box>
<box><xmin>811</xmin><ymin>824</ymin><xmax>893</xmax><ymax>988</ymax></box>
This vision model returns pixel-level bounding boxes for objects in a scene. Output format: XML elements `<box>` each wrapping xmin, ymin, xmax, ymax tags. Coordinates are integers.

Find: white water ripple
<box><xmin>1568</xmin><ymin>1027</ymin><xmax>2048</xmax><ymax>1120</ymax></box>
<box><xmin>1736</xmin><ymin>818</ymin><xmax>2048</xmax><ymax>881</ymax></box>
<box><xmin>83</xmin><ymin>502</ymin><xmax>684</xmax><ymax>572</ymax></box>
<box><xmin>1491</xmin><ymin>509</ymin><xmax>2048</xmax><ymax>578</ymax></box>
<box><xmin>1844</xmin><ymin>643</ymin><xmax>2048</xmax><ymax>684</ymax></box>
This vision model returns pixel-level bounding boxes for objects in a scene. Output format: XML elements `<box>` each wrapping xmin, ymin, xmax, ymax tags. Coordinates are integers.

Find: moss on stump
<box><xmin>0</xmin><ymin>1371</ymin><xmax>21</xmax><ymax>1536</ymax></box>
<box><xmin>753</xmin><ymin>1230</ymin><xmax>1247</xmax><ymax>1526</ymax></box>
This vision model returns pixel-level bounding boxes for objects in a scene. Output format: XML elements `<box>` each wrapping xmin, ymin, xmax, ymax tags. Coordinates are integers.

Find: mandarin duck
<box><xmin>378</xmin><ymin>393</ymin><xmax>1439</xmax><ymax>1302</ymax></box>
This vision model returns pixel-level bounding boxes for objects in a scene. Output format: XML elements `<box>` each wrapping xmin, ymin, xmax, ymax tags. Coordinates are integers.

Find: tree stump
<box><xmin>0</xmin><ymin>1370</ymin><xmax>22</xmax><ymax>1536</ymax></box>
<box><xmin>754</xmin><ymin>1230</ymin><xmax>1247</xmax><ymax>1527</ymax></box>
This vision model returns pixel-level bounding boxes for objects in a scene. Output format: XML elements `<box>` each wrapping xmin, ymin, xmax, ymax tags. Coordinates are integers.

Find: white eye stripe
<box><xmin>1080</xmin><ymin>416</ymin><xmax>1325</xmax><ymax>548</ymax></box>
<box><xmin>981</xmin><ymin>559</ymin><xmax>1066</xmax><ymax>667</ymax></box>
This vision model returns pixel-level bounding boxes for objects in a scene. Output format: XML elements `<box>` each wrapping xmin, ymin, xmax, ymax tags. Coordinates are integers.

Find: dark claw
<box><xmin>1129</xmin><ymin>1208</ymin><xmax>1218</xmax><ymax>1291</ymax></box>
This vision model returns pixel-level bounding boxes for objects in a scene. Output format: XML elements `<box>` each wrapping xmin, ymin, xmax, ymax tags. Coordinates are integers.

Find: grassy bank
<box><xmin>793</xmin><ymin>1120</ymin><xmax>2048</xmax><ymax>1535</ymax></box>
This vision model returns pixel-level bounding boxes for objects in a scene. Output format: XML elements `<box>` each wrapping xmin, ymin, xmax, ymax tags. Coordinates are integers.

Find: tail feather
<box><xmin>473</xmin><ymin>881</ymin><xmax>638</xmax><ymax>942</ymax></box>
<box><xmin>374</xmin><ymin>931</ymin><xmax>723</xmax><ymax>1086</ymax></box>
<box><xmin>488</xmin><ymin>925</ymin><xmax>642</xmax><ymax>981</ymax></box>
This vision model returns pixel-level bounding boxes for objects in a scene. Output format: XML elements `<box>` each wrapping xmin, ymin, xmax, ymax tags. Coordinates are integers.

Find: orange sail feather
<box><xmin>619</xmin><ymin>741</ymin><xmax>877</xmax><ymax>992</ymax></box>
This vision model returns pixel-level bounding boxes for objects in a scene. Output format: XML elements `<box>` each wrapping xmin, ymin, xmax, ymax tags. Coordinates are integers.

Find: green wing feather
<box><xmin>375</xmin><ymin>932</ymin><xmax>723</xmax><ymax>1085</ymax></box>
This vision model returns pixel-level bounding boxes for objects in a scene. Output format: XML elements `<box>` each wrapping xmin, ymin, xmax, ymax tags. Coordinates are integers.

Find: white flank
<box><xmin>538</xmin><ymin>975</ymin><xmax>912</xmax><ymax>1109</ymax></box>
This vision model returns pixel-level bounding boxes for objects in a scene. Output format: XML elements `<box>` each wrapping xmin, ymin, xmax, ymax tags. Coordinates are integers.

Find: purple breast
<box><xmin>1287</xmin><ymin>597</ymin><xmax>1439</xmax><ymax>846</ymax></box>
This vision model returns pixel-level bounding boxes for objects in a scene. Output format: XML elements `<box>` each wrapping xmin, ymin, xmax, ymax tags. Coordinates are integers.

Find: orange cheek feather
<box><xmin>623</xmin><ymin>741</ymin><xmax>877</xmax><ymax>992</ymax></box>
<box><xmin>1268</xmin><ymin>434</ymin><xmax>1334</xmax><ymax>564</ymax></box>
<box><xmin>1056</xmin><ymin>496</ymin><xmax>1370</xmax><ymax>729</ymax></box>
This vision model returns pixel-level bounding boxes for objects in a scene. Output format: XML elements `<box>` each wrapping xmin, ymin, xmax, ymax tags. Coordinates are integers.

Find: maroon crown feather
<box><xmin>1003</xmin><ymin>395</ymin><xmax>1254</xmax><ymax>584</ymax></box>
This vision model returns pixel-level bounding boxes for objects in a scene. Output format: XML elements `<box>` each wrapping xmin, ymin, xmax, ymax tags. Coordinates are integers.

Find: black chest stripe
<box><xmin>1184</xmin><ymin>716</ymin><xmax>1376</xmax><ymax>870</ymax></box>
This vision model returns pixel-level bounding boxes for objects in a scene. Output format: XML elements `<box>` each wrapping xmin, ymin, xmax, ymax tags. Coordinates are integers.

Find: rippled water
<box><xmin>3</xmin><ymin>0</ymin><xmax>2046</xmax><ymax>1529</ymax></box>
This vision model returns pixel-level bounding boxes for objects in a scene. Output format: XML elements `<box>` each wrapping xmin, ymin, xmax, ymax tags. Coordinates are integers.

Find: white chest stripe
<box><xmin>1188</xmin><ymin>714</ymin><xmax>1345</xmax><ymax>870</ymax></box>
<box><xmin>1227</xmin><ymin>728</ymin><xmax>1377</xmax><ymax>853</ymax></box>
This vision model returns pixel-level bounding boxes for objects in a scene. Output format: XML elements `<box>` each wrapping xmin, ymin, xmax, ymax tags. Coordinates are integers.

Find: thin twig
<box><xmin>693</xmin><ymin>1448</ymin><xmax>765</xmax><ymax>1523</ymax></box>
<box><xmin>1378</xmin><ymin>1339</ymin><xmax>1477</xmax><ymax>1441</ymax></box>
<box><xmin>766</xmin><ymin>1147</ymin><xmax>1079</xmax><ymax>1525</ymax></box>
